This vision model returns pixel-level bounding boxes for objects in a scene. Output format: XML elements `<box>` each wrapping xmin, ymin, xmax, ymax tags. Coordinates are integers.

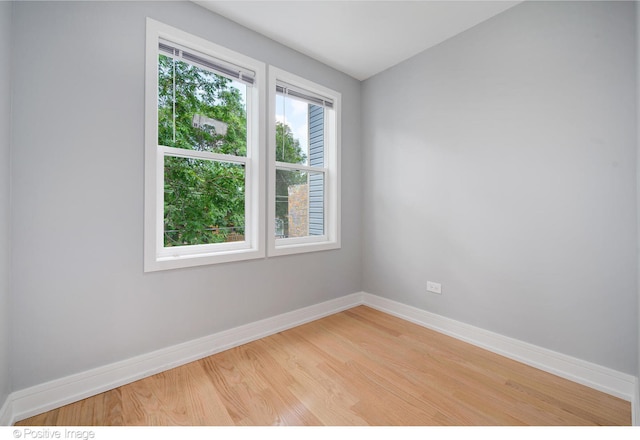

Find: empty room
<box><xmin>0</xmin><ymin>0</ymin><xmax>639</xmax><ymax>428</ymax></box>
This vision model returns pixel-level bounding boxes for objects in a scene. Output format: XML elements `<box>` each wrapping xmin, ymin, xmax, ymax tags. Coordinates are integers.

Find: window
<box><xmin>268</xmin><ymin>67</ymin><xmax>341</xmax><ymax>256</ymax></box>
<box><xmin>144</xmin><ymin>19</ymin><xmax>265</xmax><ymax>271</ymax></box>
<box><xmin>145</xmin><ymin>20</ymin><xmax>340</xmax><ymax>271</ymax></box>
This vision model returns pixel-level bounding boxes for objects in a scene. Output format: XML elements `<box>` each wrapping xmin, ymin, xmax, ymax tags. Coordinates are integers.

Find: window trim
<box><xmin>267</xmin><ymin>66</ymin><xmax>341</xmax><ymax>256</ymax></box>
<box><xmin>144</xmin><ymin>18</ymin><xmax>266</xmax><ymax>272</ymax></box>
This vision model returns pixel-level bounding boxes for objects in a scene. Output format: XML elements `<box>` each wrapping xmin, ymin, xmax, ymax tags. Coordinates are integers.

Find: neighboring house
<box><xmin>283</xmin><ymin>103</ymin><xmax>325</xmax><ymax>238</ymax></box>
<box><xmin>308</xmin><ymin>104</ymin><xmax>324</xmax><ymax>236</ymax></box>
<box><xmin>287</xmin><ymin>183</ymin><xmax>308</xmax><ymax>237</ymax></box>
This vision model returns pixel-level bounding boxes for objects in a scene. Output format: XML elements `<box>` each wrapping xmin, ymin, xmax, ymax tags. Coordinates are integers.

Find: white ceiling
<box><xmin>194</xmin><ymin>1</ymin><xmax>522</xmax><ymax>80</ymax></box>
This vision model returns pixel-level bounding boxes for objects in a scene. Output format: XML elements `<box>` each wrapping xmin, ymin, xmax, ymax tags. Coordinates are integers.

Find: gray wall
<box><xmin>636</xmin><ymin>0</ymin><xmax>640</xmax><ymax>422</ymax></box>
<box><xmin>9</xmin><ymin>1</ymin><xmax>362</xmax><ymax>390</ymax></box>
<box><xmin>0</xmin><ymin>0</ymin><xmax>13</xmax><ymax>409</ymax></box>
<box><xmin>362</xmin><ymin>0</ymin><xmax>638</xmax><ymax>374</ymax></box>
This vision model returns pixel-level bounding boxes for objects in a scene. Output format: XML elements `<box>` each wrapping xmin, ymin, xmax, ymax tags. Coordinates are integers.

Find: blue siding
<box><xmin>308</xmin><ymin>104</ymin><xmax>324</xmax><ymax>235</ymax></box>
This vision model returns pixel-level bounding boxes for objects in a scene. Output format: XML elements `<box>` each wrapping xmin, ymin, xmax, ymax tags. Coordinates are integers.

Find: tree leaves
<box><xmin>158</xmin><ymin>54</ymin><xmax>306</xmax><ymax>246</ymax></box>
<box><xmin>159</xmin><ymin>55</ymin><xmax>247</xmax><ymax>246</ymax></box>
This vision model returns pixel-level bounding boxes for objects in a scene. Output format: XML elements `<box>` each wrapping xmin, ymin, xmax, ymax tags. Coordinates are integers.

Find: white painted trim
<box><xmin>267</xmin><ymin>65</ymin><xmax>341</xmax><ymax>258</ymax></box>
<box><xmin>7</xmin><ymin>293</ymin><xmax>363</xmax><ymax>425</ymax></box>
<box><xmin>0</xmin><ymin>395</ymin><xmax>11</xmax><ymax>426</ymax></box>
<box><xmin>633</xmin><ymin>378</ymin><xmax>639</xmax><ymax>426</ymax></box>
<box><xmin>144</xmin><ymin>18</ymin><xmax>266</xmax><ymax>272</ymax></box>
<box><xmin>361</xmin><ymin>292</ymin><xmax>637</xmax><ymax>403</ymax></box>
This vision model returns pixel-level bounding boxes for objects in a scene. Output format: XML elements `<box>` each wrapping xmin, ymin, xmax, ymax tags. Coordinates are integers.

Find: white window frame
<box><xmin>268</xmin><ymin>66</ymin><xmax>341</xmax><ymax>256</ymax></box>
<box><xmin>144</xmin><ymin>18</ymin><xmax>265</xmax><ymax>272</ymax></box>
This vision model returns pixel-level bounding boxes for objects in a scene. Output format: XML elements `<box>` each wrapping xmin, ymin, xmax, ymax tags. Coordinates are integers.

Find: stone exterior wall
<box><xmin>288</xmin><ymin>183</ymin><xmax>308</xmax><ymax>237</ymax></box>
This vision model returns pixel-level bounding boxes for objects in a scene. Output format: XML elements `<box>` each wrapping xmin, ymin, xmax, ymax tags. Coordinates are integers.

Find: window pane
<box><xmin>275</xmin><ymin>169</ymin><xmax>324</xmax><ymax>238</ymax></box>
<box><xmin>158</xmin><ymin>54</ymin><xmax>247</xmax><ymax>156</ymax></box>
<box><xmin>275</xmin><ymin>94</ymin><xmax>325</xmax><ymax>167</ymax></box>
<box><xmin>164</xmin><ymin>156</ymin><xmax>245</xmax><ymax>247</ymax></box>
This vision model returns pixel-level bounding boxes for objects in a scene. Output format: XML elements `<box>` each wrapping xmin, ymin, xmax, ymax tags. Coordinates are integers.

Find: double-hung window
<box><xmin>144</xmin><ymin>19</ymin><xmax>265</xmax><ymax>271</ymax></box>
<box><xmin>144</xmin><ymin>20</ymin><xmax>340</xmax><ymax>271</ymax></box>
<box><xmin>268</xmin><ymin>67</ymin><xmax>341</xmax><ymax>256</ymax></box>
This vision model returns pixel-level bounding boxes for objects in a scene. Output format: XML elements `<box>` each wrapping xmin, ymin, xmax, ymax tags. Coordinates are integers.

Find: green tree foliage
<box><xmin>158</xmin><ymin>54</ymin><xmax>306</xmax><ymax>246</ymax></box>
<box><xmin>275</xmin><ymin>121</ymin><xmax>305</xmax><ymax>164</ymax></box>
<box><xmin>158</xmin><ymin>55</ymin><xmax>247</xmax><ymax>155</ymax></box>
<box><xmin>159</xmin><ymin>55</ymin><xmax>247</xmax><ymax>246</ymax></box>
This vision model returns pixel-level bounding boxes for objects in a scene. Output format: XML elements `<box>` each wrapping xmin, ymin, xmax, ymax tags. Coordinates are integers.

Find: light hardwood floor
<box><xmin>16</xmin><ymin>306</ymin><xmax>631</xmax><ymax>426</ymax></box>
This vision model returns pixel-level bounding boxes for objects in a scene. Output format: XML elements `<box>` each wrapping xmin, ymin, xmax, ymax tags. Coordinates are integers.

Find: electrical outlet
<box><xmin>426</xmin><ymin>281</ymin><xmax>442</xmax><ymax>294</ymax></box>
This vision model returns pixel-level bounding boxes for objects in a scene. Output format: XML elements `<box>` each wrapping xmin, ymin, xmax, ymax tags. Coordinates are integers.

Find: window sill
<box><xmin>144</xmin><ymin>247</ymin><xmax>265</xmax><ymax>272</ymax></box>
<box><xmin>268</xmin><ymin>239</ymin><xmax>341</xmax><ymax>257</ymax></box>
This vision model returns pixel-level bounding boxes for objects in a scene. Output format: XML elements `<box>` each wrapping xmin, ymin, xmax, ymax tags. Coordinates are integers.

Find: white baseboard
<box><xmin>634</xmin><ymin>380</ymin><xmax>639</xmax><ymax>426</ymax></box>
<box><xmin>361</xmin><ymin>292</ymin><xmax>637</xmax><ymax>403</ymax></box>
<box><xmin>3</xmin><ymin>291</ymin><xmax>637</xmax><ymax>425</ymax></box>
<box><xmin>6</xmin><ymin>292</ymin><xmax>364</xmax><ymax>425</ymax></box>
<box><xmin>0</xmin><ymin>394</ymin><xmax>11</xmax><ymax>426</ymax></box>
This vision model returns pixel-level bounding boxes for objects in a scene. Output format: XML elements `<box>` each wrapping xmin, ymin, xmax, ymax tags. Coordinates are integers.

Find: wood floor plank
<box><xmin>343</xmin><ymin>306</ymin><xmax>631</xmax><ymax>425</ymax></box>
<box><xmin>14</xmin><ymin>306</ymin><xmax>632</xmax><ymax>426</ymax></box>
<box><xmin>257</xmin><ymin>332</ymin><xmax>368</xmax><ymax>425</ymax></box>
<box><xmin>198</xmin><ymin>348</ymin><xmax>274</xmax><ymax>425</ymax></box>
<box><xmin>313</xmin><ymin>310</ymin><xmax>529</xmax><ymax>425</ymax></box>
